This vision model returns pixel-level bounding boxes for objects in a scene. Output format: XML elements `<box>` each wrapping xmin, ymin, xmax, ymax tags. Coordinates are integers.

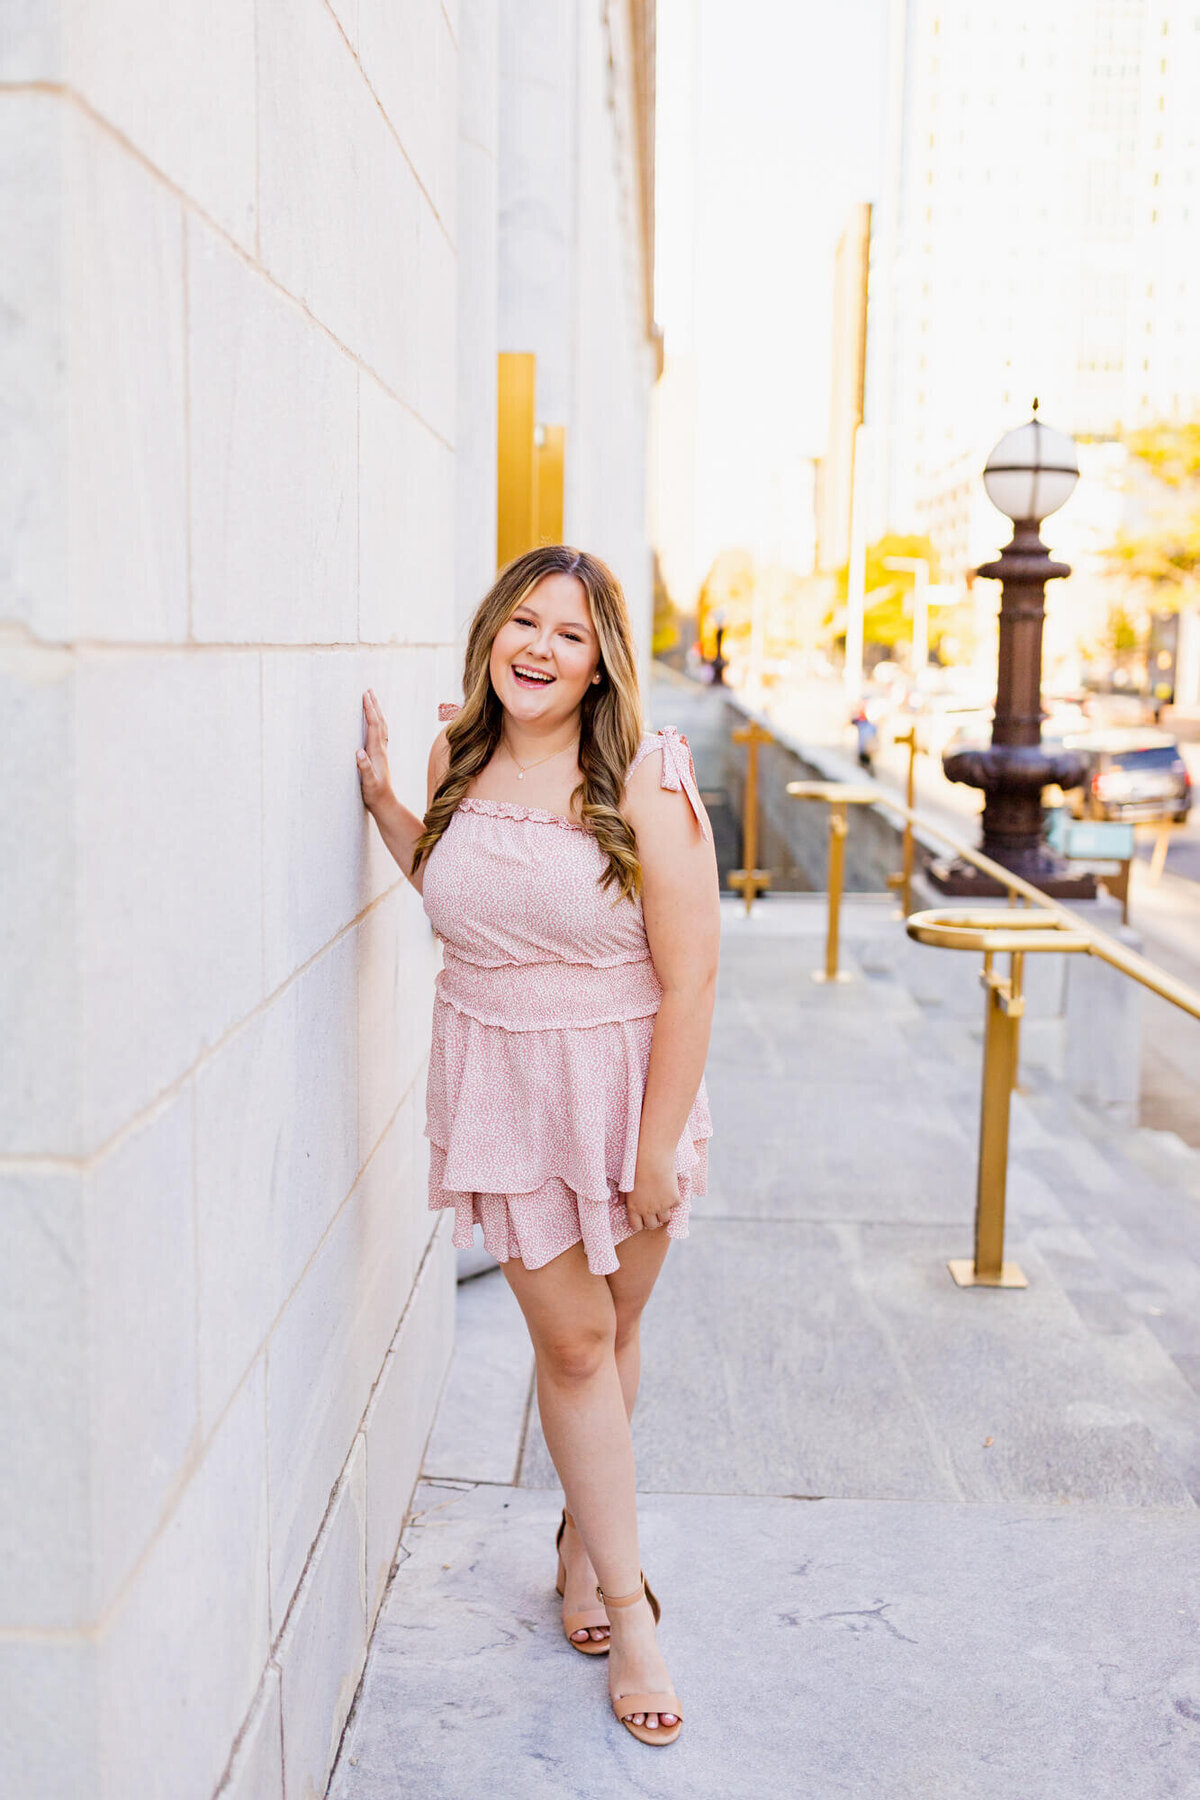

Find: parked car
<box><xmin>899</xmin><ymin>695</ymin><xmax>992</xmax><ymax>757</ymax></box>
<box><xmin>1055</xmin><ymin>729</ymin><xmax>1192</xmax><ymax>822</ymax></box>
<box><xmin>1082</xmin><ymin>692</ymin><xmax>1156</xmax><ymax>729</ymax></box>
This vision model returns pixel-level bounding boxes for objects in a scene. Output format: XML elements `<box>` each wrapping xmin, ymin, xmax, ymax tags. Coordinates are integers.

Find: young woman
<box><xmin>356</xmin><ymin>544</ymin><xmax>719</xmax><ymax>1748</ymax></box>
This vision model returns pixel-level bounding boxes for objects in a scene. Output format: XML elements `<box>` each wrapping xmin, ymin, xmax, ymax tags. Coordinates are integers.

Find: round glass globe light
<box><xmin>982</xmin><ymin>418</ymin><xmax>1079</xmax><ymax>522</ymax></box>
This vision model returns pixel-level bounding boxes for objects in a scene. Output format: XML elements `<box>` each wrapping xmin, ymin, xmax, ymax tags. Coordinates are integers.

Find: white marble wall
<box><xmin>1</xmin><ymin>4</ymin><xmax>463</xmax><ymax>1796</ymax></box>
<box><xmin>2</xmin><ymin>4</ymin><xmax>656</xmax><ymax>1796</ymax></box>
<box><xmin>454</xmin><ymin>0</ymin><xmax>500</xmax><ymax>640</ymax></box>
<box><xmin>497</xmin><ymin>0</ymin><xmax>657</xmax><ymax>669</ymax></box>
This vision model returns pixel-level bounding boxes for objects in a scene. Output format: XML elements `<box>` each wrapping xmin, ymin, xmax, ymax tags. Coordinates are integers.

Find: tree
<box><xmin>1105</xmin><ymin>524</ymin><xmax>1200</xmax><ymax>594</ymax></box>
<box><xmin>694</xmin><ymin>551</ymin><xmax>832</xmax><ymax>672</ymax></box>
<box><xmin>696</xmin><ymin>549</ymin><xmax>756</xmax><ymax>659</ymax></box>
<box><xmin>1103</xmin><ymin>422</ymin><xmax>1200</xmax><ymax>602</ymax></box>
<box><xmin>833</xmin><ymin>533</ymin><xmax>939</xmax><ymax>649</ymax></box>
<box><xmin>651</xmin><ymin>552</ymin><xmax>680</xmax><ymax>658</ymax></box>
<box><xmin>1124</xmin><ymin>421</ymin><xmax>1200</xmax><ymax>488</ymax></box>
<box><xmin>1105</xmin><ymin>603</ymin><xmax>1140</xmax><ymax>656</ymax></box>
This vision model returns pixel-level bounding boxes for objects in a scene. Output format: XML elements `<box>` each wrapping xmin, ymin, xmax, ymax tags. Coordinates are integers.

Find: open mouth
<box><xmin>512</xmin><ymin>665</ymin><xmax>556</xmax><ymax>689</ymax></box>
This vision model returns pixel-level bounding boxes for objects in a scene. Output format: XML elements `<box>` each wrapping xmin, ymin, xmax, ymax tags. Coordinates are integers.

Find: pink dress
<box><xmin>421</xmin><ymin>717</ymin><xmax>714</xmax><ymax>1276</ymax></box>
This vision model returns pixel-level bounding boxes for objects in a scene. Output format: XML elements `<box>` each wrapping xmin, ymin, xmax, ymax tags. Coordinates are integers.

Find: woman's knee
<box><xmin>537</xmin><ymin>1319</ymin><xmax>616</xmax><ymax>1385</ymax></box>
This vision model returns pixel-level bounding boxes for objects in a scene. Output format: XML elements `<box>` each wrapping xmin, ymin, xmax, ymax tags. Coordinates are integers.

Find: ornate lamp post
<box><xmin>933</xmin><ymin>407</ymin><xmax>1095</xmax><ymax>897</ymax></box>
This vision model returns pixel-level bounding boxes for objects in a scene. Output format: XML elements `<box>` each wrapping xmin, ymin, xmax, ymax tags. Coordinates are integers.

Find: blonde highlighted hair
<box><xmin>411</xmin><ymin>545</ymin><xmax>645</xmax><ymax>899</ymax></box>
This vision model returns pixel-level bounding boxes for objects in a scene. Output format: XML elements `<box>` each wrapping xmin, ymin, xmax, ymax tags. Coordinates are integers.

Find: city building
<box><xmin>0</xmin><ymin>5</ymin><xmax>657</xmax><ymax>1796</ymax></box>
<box><xmin>648</xmin><ymin>0</ymin><xmax>701</xmax><ymax>617</ymax></box>
<box><xmin>816</xmin><ymin>202</ymin><xmax>872</xmax><ymax>575</ymax></box>
<box><xmin>868</xmin><ymin>0</ymin><xmax>1200</xmax><ymax>698</ymax></box>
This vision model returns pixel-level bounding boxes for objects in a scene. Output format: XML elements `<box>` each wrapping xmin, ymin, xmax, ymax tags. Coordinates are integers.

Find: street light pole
<box><xmin>844</xmin><ymin>423</ymin><xmax>870</xmax><ymax>701</ymax></box>
<box><xmin>912</xmin><ymin>559</ymin><xmax>929</xmax><ymax>681</ymax></box>
<box><xmin>882</xmin><ymin>554</ymin><xmax>930</xmax><ymax>684</ymax></box>
<box><xmin>932</xmin><ymin>410</ymin><xmax>1095</xmax><ymax>898</ymax></box>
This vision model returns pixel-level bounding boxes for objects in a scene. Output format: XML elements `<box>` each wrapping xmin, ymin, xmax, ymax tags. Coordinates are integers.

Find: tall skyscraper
<box><xmin>817</xmin><ymin>202</ymin><xmax>872</xmax><ymax>573</ymax></box>
<box><xmin>870</xmin><ymin>0</ymin><xmax>1200</xmax><ymax>581</ymax></box>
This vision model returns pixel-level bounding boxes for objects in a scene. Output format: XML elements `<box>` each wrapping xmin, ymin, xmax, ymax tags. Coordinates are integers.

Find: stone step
<box><xmin>331</xmin><ymin>1482</ymin><xmax>1200</xmax><ymax>1800</ymax></box>
<box><xmin>1124</xmin><ymin>1124</ymin><xmax>1200</xmax><ymax>1200</ymax></box>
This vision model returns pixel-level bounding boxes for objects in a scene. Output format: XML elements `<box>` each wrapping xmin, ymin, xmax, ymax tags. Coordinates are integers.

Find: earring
<box><xmin>592</xmin><ymin>672</ymin><xmax>601</xmax><ymax>684</ymax></box>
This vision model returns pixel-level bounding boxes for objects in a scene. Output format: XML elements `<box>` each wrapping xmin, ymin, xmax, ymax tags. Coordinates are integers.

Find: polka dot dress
<box><xmin>421</xmin><ymin>718</ymin><xmax>714</xmax><ymax>1276</ymax></box>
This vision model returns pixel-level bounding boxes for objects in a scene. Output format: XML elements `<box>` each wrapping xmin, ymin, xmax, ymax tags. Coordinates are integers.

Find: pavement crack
<box><xmin>810</xmin><ymin>1599</ymin><xmax>918</xmax><ymax>1643</ymax></box>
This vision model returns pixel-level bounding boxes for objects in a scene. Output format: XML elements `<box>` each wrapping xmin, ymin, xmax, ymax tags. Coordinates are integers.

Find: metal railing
<box><xmin>785</xmin><ymin>781</ymin><xmax>881</xmax><ymax>981</ymax></box>
<box><xmin>728</xmin><ymin>720</ymin><xmax>773</xmax><ymax>914</ymax></box>
<box><xmin>780</xmin><ymin>768</ymin><xmax>1200</xmax><ymax>1292</ymax></box>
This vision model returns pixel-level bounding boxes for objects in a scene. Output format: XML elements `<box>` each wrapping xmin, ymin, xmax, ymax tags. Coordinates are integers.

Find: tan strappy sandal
<box><xmin>596</xmin><ymin>1573</ymin><xmax>683</xmax><ymax>1746</ymax></box>
<box><xmin>554</xmin><ymin>1510</ymin><xmax>610</xmax><ymax>1655</ymax></box>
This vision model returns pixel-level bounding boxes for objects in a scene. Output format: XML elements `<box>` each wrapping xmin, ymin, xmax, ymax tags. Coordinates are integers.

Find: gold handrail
<box><xmin>789</xmin><ymin>776</ymin><xmax>1200</xmax><ymax>1017</ymax></box>
<box><xmin>905</xmin><ymin>907</ymin><xmax>1091</xmax><ymax>955</ymax></box>
<box><xmin>905</xmin><ymin>906</ymin><xmax>1095</xmax><ymax>1290</ymax></box>
<box><xmin>885</xmin><ymin>726</ymin><xmax>919</xmax><ymax>916</ymax></box>
<box><xmin>786</xmin><ymin>781</ymin><xmax>881</xmax><ymax>981</ymax></box>
<box><xmin>784</xmin><ymin>774</ymin><xmax>1200</xmax><ymax>1296</ymax></box>
<box><xmin>729</xmin><ymin>721</ymin><xmax>773</xmax><ymax>914</ymax></box>
<box><xmin>872</xmin><ymin>795</ymin><xmax>1200</xmax><ymax>1019</ymax></box>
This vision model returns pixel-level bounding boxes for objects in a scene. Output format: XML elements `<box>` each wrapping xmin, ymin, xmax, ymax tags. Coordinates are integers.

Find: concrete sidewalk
<box><xmin>330</xmin><ymin>900</ymin><xmax>1200</xmax><ymax>1799</ymax></box>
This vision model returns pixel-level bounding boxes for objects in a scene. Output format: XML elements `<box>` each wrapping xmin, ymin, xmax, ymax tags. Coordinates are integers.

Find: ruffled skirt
<box><xmin>425</xmin><ymin>997</ymin><xmax>712</xmax><ymax>1277</ymax></box>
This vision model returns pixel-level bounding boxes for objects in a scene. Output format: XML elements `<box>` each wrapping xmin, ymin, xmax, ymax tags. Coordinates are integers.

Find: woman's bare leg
<box><xmin>501</xmin><ymin>1238</ymin><xmax>678</xmax><ymax>1728</ymax></box>
<box><xmin>545</xmin><ymin>1225</ymin><xmax>672</xmax><ymax>1643</ymax></box>
<box><xmin>607</xmin><ymin>1224</ymin><xmax>671</xmax><ymax>1418</ymax></box>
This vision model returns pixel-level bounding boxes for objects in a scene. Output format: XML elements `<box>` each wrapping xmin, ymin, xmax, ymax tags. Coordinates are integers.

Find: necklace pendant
<box><xmin>517</xmin><ymin>770</ymin><xmax>524</xmax><ymax>780</ymax></box>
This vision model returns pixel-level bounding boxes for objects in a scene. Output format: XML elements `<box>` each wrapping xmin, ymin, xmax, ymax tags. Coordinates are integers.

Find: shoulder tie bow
<box><xmin>655</xmin><ymin>726</ymin><xmax>712</xmax><ymax>842</ymax></box>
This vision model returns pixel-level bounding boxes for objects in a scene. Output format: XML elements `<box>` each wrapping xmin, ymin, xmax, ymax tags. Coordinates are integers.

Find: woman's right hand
<box><xmin>356</xmin><ymin>688</ymin><xmax>393</xmax><ymax>814</ymax></box>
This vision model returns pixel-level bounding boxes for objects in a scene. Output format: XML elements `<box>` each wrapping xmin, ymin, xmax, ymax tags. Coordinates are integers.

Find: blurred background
<box><xmin>5</xmin><ymin>4</ymin><xmax>1200</xmax><ymax>1795</ymax></box>
<box><xmin>650</xmin><ymin>0</ymin><xmax>1200</xmax><ymax>803</ymax></box>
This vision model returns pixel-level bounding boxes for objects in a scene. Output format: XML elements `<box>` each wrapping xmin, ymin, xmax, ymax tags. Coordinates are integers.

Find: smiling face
<box><xmin>488</xmin><ymin>572</ymin><xmax>602</xmax><ymax>724</ymax></box>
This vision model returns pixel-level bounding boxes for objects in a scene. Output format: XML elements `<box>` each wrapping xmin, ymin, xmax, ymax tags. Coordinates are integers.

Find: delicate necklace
<box><xmin>505</xmin><ymin>739</ymin><xmax>576</xmax><ymax>781</ymax></box>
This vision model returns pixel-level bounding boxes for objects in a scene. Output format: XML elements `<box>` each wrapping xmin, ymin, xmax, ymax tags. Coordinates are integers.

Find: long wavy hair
<box><xmin>412</xmin><ymin>545</ymin><xmax>645</xmax><ymax>898</ymax></box>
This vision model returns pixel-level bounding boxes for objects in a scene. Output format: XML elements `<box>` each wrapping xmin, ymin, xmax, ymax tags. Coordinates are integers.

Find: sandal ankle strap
<box><xmin>595</xmin><ymin>1573</ymin><xmax>647</xmax><ymax>1609</ymax></box>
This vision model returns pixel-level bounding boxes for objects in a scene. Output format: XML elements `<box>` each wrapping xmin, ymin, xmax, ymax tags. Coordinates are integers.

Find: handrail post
<box><xmin>786</xmin><ymin>782</ymin><xmax>879</xmax><ymax>983</ymax></box>
<box><xmin>1009</xmin><ymin>948</ymin><xmax>1024</xmax><ymax>1093</ymax></box>
<box><xmin>953</xmin><ymin>949</ymin><xmax>1027</xmax><ymax>1286</ymax></box>
<box><xmin>730</xmin><ymin>721</ymin><xmax>773</xmax><ymax>915</ymax></box>
<box><xmin>887</xmin><ymin>727</ymin><xmax>918</xmax><ymax>915</ymax></box>
<box><xmin>907</xmin><ymin>909</ymin><xmax>1097</xmax><ymax>1290</ymax></box>
<box><xmin>817</xmin><ymin>801</ymin><xmax>850</xmax><ymax>981</ymax></box>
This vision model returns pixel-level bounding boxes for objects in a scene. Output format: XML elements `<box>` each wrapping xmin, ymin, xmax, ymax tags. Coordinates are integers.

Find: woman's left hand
<box><xmin>623</xmin><ymin>1155</ymin><xmax>681</xmax><ymax>1233</ymax></box>
<box><xmin>357</xmin><ymin>688</ymin><xmax>393</xmax><ymax>814</ymax></box>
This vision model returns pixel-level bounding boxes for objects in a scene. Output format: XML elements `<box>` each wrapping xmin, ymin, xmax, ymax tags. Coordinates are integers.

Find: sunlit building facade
<box><xmin>1</xmin><ymin>4</ymin><xmax>658</xmax><ymax>1796</ymax></box>
<box><xmin>870</xmin><ymin>0</ymin><xmax>1200</xmax><ymax>599</ymax></box>
<box><xmin>816</xmin><ymin>202</ymin><xmax>872</xmax><ymax>574</ymax></box>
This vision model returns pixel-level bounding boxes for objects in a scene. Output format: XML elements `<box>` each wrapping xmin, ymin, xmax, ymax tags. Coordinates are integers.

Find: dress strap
<box><xmin>437</xmin><ymin>701</ymin><xmax>461</xmax><ymax>721</ymax></box>
<box><xmin>629</xmin><ymin>726</ymin><xmax>711</xmax><ymax>842</ymax></box>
